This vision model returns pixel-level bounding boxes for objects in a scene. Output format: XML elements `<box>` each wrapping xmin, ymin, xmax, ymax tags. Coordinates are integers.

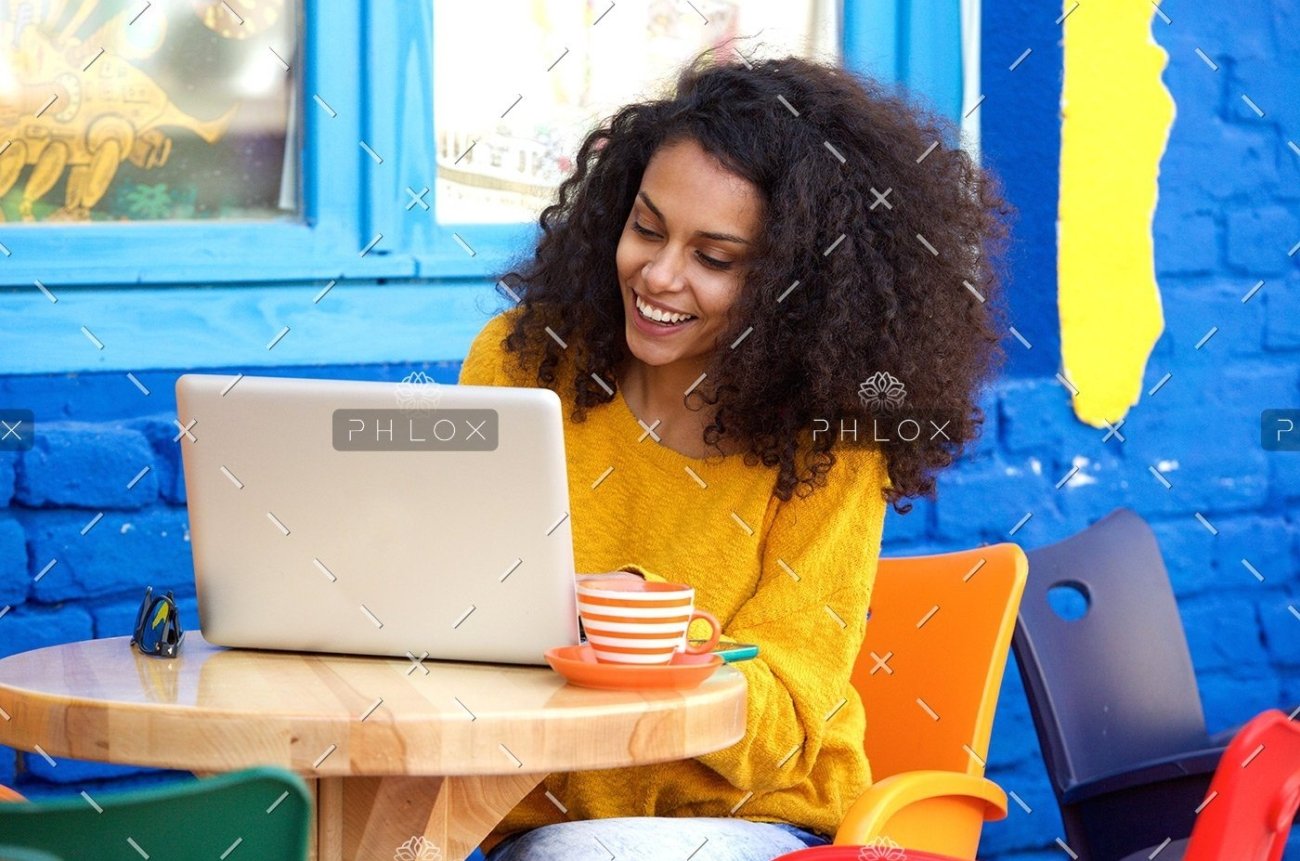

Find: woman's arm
<box><xmin>693</xmin><ymin>445</ymin><xmax>889</xmax><ymax>793</ymax></box>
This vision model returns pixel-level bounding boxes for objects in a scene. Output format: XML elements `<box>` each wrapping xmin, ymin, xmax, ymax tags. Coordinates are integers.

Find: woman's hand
<box><xmin>575</xmin><ymin>570</ymin><xmax>646</xmax><ymax>585</ymax></box>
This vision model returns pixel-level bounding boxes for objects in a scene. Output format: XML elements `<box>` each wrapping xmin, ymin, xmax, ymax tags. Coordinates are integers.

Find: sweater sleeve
<box><xmin>693</xmin><ymin>445</ymin><xmax>889</xmax><ymax>792</ymax></box>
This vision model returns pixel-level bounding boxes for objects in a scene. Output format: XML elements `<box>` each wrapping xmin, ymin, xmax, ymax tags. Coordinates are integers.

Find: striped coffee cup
<box><xmin>576</xmin><ymin>580</ymin><xmax>722</xmax><ymax>665</ymax></box>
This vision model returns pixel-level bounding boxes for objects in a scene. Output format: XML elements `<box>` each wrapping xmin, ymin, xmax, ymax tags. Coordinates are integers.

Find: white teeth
<box><xmin>635</xmin><ymin>294</ymin><xmax>695</xmax><ymax>324</ymax></box>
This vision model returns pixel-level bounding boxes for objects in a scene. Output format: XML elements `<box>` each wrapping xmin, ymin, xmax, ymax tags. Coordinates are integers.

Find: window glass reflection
<box><xmin>434</xmin><ymin>0</ymin><xmax>838</xmax><ymax>224</ymax></box>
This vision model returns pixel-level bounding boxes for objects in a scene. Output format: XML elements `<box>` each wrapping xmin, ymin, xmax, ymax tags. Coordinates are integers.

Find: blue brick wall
<box><xmin>1</xmin><ymin>6</ymin><xmax>1298</xmax><ymax>861</ymax></box>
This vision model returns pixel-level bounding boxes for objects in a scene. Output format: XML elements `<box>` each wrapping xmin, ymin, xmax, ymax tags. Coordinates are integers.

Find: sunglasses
<box><xmin>130</xmin><ymin>587</ymin><xmax>185</xmax><ymax>658</ymax></box>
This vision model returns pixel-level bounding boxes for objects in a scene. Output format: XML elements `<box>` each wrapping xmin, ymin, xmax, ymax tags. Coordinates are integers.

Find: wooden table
<box><xmin>0</xmin><ymin>634</ymin><xmax>746</xmax><ymax>861</ymax></box>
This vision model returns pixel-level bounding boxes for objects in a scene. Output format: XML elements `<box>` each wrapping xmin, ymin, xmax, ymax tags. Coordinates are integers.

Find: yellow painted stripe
<box><xmin>1058</xmin><ymin>0</ymin><xmax>1174</xmax><ymax>426</ymax></box>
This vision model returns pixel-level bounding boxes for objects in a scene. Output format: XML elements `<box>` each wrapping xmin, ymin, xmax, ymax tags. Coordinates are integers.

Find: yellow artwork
<box><xmin>1058</xmin><ymin>0</ymin><xmax>1174</xmax><ymax>426</ymax></box>
<box><xmin>0</xmin><ymin>0</ymin><xmax>291</xmax><ymax>222</ymax></box>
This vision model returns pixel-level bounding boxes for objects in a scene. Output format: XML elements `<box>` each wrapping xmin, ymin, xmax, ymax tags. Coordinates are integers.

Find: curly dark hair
<box><xmin>491</xmin><ymin>51</ymin><xmax>1013</xmax><ymax>513</ymax></box>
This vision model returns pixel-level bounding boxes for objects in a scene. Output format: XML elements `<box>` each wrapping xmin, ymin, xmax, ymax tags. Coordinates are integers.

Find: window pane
<box><xmin>433</xmin><ymin>0</ymin><xmax>839</xmax><ymax>225</ymax></box>
<box><xmin>0</xmin><ymin>0</ymin><xmax>300</xmax><ymax>223</ymax></box>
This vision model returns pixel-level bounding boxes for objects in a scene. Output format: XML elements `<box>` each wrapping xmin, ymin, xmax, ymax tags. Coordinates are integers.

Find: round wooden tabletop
<box><xmin>0</xmin><ymin>634</ymin><xmax>747</xmax><ymax>777</ymax></box>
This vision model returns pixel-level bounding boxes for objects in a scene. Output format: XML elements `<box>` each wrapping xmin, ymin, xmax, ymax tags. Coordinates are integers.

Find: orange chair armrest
<box><xmin>0</xmin><ymin>785</ymin><xmax>26</xmax><ymax>802</ymax></box>
<box><xmin>833</xmin><ymin>771</ymin><xmax>1008</xmax><ymax>856</ymax></box>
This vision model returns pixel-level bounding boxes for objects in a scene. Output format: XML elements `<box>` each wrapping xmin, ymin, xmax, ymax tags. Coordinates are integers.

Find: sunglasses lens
<box><xmin>130</xmin><ymin>587</ymin><xmax>153</xmax><ymax>645</ymax></box>
<box><xmin>138</xmin><ymin>601</ymin><xmax>162</xmax><ymax>653</ymax></box>
<box><xmin>140</xmin><ymin>599</ymin><xmax>177</xmax><ymax>653</ymax></box>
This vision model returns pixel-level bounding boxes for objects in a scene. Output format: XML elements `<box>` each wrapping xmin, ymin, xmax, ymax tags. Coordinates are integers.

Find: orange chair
<box><xmin>0</xmin><ymin>786</ymin><xmax>25</xmax><ymax>802</ymax></box>
<box><xmin>807</xmin><ymin>544</ymin><xmax>1028</xmax><ymax>859</ymax></box>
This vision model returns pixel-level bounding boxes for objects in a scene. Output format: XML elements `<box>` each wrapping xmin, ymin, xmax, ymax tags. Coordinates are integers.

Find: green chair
<box><xmin>0</xmin><ymin>767</ymin><xmax>311</xmax><ymax>861</ymax></box>
<box><xmin>0</xmin><ymin>848</ymin><xmax>64</xmax><ymax>861</ymax></box>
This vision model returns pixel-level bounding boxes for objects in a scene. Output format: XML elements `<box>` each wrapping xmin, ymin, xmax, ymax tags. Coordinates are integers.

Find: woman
<box><xmin>459</xmin><ymin>51</ymin><xmax>1010</xmax><ymax>861</ymax></box>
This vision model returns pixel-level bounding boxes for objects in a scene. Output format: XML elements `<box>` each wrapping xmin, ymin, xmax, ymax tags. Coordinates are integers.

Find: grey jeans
<box><xmin>484</xmin><ymin>816</ymin><xmax>833</xmax><ymax>861</ymax></box>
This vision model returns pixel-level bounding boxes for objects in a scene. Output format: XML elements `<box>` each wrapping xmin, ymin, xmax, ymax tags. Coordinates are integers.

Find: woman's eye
<box><xmin>632</xmin><ymin>221</ymin><xmax>732</xmax><ymax>270</ymax></box>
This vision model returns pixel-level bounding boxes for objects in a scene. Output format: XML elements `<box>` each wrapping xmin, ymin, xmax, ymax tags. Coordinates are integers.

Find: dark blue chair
<box><xmin>1013</xmin><ymin>507</ymin><xmax>1294</xmax><ymax>861</ymax></box>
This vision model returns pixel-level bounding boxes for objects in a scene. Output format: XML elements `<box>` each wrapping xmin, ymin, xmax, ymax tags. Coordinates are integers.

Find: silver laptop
<box><xmin>175</xmin><ymin>373</ymin><xmax>580</xmax><ymax>665</ymax></box>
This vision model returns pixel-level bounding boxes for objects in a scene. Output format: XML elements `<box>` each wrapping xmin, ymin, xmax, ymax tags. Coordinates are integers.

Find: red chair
<box><xmin>1182</xmin><ymin>709</ymin><xmax>1300</xmax><ymax>861</ymax></box>
<box><xmin>1111</xmin><ymin>709</ymin><xmax>1300</xmax><ymax>861</ymax></box>
<box><xmin>774</xmin><ymin>847</ymin><xmax>961</xmax><ymax>860</ymax></box>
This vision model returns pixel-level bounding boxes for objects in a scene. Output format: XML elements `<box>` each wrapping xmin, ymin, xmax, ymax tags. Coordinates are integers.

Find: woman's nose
<box><xmin>642</xmin><ymin>248</ymin><xmax>684</xmax><ymax>291</ymax></box>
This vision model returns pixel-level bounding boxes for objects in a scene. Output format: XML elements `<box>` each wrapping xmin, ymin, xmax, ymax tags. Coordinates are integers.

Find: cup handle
<box><xmin>683</xmin><ymin>610</ymin><xmax>721</xmax><ymax>655</ymax></box>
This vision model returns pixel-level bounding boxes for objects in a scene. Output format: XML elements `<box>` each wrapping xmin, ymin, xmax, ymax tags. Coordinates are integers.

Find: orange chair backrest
<box><xmin>852</xmin><ymin>544</ymin><xmax>1028</xmax><ymax>781</ymax></box>
<box><xmin>1185</xmin><ymin>709</ymin><xmax>1300</xmax><ymax>861</ymax></box>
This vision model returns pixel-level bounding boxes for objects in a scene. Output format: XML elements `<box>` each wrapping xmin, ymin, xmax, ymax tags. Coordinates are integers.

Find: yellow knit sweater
<box><xmin>458</xmin><ymin>310</ymin><xmax>888</xmax><ymax>854</ymax></box>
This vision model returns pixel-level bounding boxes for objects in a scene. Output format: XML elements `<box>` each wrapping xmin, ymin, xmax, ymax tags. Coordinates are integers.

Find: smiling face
<box><xmin>615</xmin><ymin>137</ymin><xmax>763</xmax><ymax>373</ymax></box>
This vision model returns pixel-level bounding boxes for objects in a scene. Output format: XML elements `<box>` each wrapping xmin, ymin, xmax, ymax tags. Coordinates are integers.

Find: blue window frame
<box><xmin>845</xmin><ymin>0</ymin><xmax>965</xmax><ymax>126</ymax></box>
<box><xmin>0</xmin><ymin>0</ymin><xmax>970</xmax><ymax>375</ymax></box>
<box><xmin>362</xmin><ymin>1</ymin><xmax>539</xmax><ymax>282</ymax></box>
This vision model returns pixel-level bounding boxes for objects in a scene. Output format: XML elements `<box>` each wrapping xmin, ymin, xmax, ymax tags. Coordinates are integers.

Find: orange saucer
<box><xmin>545</xmin><ymin>643</ymin><xmax>724</xmax><ymax>691</ymax></box>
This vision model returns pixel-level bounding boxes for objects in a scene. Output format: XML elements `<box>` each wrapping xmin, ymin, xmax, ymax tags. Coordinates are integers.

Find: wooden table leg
<box><xmin>311</xmin><ymin>772</ymin><xmax>543</xmax><ymax>861</ymax></box>
<box><xmin>306</xmin><ymin>781</ymin><xmax>318</xmax><ymax>861</ymax></box>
